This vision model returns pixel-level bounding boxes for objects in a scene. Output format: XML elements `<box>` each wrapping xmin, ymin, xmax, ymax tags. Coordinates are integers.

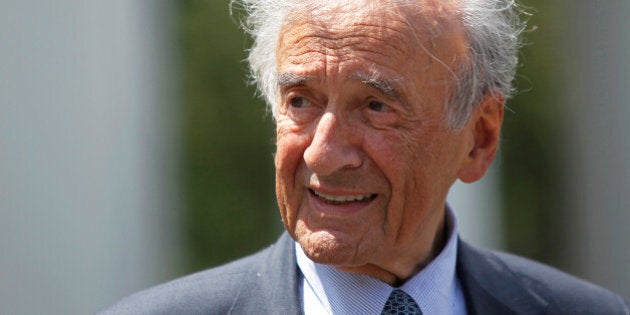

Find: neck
<box><xmin>337</xmin><ymin>213</ymin><xmax>449</xmax><ymax>286</ymax></box>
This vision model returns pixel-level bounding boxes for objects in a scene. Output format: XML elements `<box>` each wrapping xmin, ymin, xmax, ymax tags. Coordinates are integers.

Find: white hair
<box><xmin>231</xmin><ymin>0</ymin><xmax>526</xmax><ymax>128</ymax></box>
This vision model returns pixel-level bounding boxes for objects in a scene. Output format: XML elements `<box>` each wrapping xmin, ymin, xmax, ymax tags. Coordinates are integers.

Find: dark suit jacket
<box><xmin>101</xmin><ymin>233</ymin><xmax>629</xmax><ymax>314</ymax></box>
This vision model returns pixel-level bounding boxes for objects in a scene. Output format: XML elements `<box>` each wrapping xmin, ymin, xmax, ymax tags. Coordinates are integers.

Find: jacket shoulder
<box><xmin>459</xmin><ymin>241</ymin><xmax>629</xmax><ymax>314</ymax></box>
<box><xmin>98</xmin><ymin>244</ymin><xmax>274</xmax><ymax>315</ymax></box>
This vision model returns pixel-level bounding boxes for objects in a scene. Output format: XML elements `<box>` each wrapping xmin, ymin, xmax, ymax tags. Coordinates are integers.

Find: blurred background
<box><xmin>1</xmin><ymin>0</ymin><xmax>628</xmax><ymax>313</ymax></box>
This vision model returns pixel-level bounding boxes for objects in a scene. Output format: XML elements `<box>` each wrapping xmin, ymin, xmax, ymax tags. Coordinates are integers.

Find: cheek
<box><xmin>275</xmin><ymin>125</ymin><xmax>310</xmax><ymax>176</ymax></box>
<box><xmin>370</xmin><ymin>129</ymin><xmax>442</xmax><ymax>204</ymax></box>
<box><xmin>275</xmin><ymin>125</ymin><xmax>311</xmax><ymax>219</ymax></box>
<box><xmin>368</xmin><ymin>129</ymin><xmax>424</xmax><ymax>182</ymax></box>
<box><xmin>397</xmin><ymin>129</ymin><xmax>465</xmax><ymax>201</ymax></box>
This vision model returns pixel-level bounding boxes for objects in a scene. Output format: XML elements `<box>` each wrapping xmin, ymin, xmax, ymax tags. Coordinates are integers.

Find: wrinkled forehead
<box><xmin>276</xmin><ymin>0</ymin><xmax>467</xmax><ymax>79</ymax></box>
<box><xmin>277</xmin><ymin>0</ymin><xmax>468</xmax><ymax>68</ymax></box>
<box><xmin>281</xmin><ymin>1</ymin><xmax>464</xmax><ymax>36</ymax></box>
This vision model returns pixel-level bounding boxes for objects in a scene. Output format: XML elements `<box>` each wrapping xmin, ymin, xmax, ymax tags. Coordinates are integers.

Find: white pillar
<box><xmin>0</xmin><ymin>1</ymin><xmax>181</xmax><ymax>314</ymax></box>
<box><xmin>562</xmin><ymin>1</ymin><xmax>630</xmax><ymax>297</ymax></box>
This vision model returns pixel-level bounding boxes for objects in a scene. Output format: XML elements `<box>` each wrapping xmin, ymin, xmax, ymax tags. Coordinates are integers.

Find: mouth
<box><xmin>309</xmin><ymin>189</ymin><xmax>377</xmax><ymax>205</ymax></box>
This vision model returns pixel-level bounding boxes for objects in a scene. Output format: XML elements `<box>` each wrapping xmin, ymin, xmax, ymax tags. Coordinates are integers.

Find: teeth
<box><xmin>311</xmin><ymin>190</ymin><xmax>374</xmax><ymax>203</ymax></box>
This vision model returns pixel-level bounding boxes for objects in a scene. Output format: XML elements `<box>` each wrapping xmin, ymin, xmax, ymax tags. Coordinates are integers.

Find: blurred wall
<box><xmin>487</xmin><ymin>0</ymin><xmax>629</xmax><ymax>299</ymax></box>
<box><xmin>562</xmin><ymin>1</ymin><xmax>630</xmax><ymax>297</ymax></box>
<box><xmin>0</xmin><ymin>1</ymin><xmax>181</xmax><ymax>314</ymax></box>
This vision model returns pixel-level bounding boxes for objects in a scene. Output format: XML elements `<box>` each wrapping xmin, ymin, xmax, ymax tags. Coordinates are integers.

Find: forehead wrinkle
<box><xmin>281</xmin><ymin>7</ymin><xmax>417</xmax><ymax>56</ymax></box>
<box><xmin>285</xmin><ymin>30</ymin><xmax>409</xmax><ymax>60</ymax></box>
<box><xmin>346</xmin><ymin>21</ymin><xmax>412</xmax><ymax>50</ymax></box>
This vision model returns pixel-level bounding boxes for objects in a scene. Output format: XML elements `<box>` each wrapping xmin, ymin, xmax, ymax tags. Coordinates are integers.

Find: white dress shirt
<box><xmin>296</xmin><ymin>207</ymin><xmax>467</xmax><ymax>315</ymax></box>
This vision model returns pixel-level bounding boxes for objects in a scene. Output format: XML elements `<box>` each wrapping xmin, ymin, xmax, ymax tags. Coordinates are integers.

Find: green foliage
<box><xmin>500</xmin><ymin>0</ymin><xmax>569</xmax><ymax>265</ymax></box>
<box><xmin>179</xmin><ymin>0</ymin><xmax>280</xmax><ymax>271</ymax></box>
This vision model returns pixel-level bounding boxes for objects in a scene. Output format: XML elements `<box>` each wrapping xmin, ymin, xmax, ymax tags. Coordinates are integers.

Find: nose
<box><xmin>303</xmin><ymin>112</ymin><xmax>362</xmax><ymax>176</ymax></box>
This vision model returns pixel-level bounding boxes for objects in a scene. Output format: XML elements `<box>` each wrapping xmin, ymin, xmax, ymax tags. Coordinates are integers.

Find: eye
<box><xmin>282</xmin><ymin>93</ymin><xmax>319</xmax><ymax>123</ymax></box>
<box><xmin>289</xmin><ymin>96</ymin><xmax>310</xmax><ymax>108</ymax></box>
<box><xmin>363</xmin><ymin>99</ymin><xmax>399</xmax><ymax>127</ymax></box>
<box><xmin>367</xmin><ymin>100</ymin><xmax>390</xmax><ymax>112</ymax></box>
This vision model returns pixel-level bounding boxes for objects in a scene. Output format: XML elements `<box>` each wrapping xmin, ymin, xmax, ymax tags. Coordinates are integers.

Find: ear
<box><xmin>457</xmin><ymin>92</ymin><xmax>504</xmax><ymax>183</ymax></box>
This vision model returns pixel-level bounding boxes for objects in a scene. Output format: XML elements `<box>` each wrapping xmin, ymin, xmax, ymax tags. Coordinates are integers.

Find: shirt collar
<box><xmin>296</xmin><ymin>206</ymin><xmax>462</xmax><ymax>315</ymax></box>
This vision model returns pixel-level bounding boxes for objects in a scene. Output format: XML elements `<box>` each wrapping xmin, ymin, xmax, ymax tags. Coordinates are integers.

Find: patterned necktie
<box><xmin>381</xmin><ymin>289</ymin><xmax>423</xmax><ymax>315</ymax></box>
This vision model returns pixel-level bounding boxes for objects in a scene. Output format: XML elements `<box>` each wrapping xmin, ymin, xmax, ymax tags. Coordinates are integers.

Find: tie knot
<box><xmin>381</xmin><ymin>289</ymin><xmax>423</xmax><ymax>315</ymax></box>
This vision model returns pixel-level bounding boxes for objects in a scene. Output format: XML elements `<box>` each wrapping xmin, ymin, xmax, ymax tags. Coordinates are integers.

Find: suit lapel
<box><xmin>229</xmin><ymin>232</ymin><xmax>303</xmax><ymax>314</ymax></box>
<box><xmin>457</xmin><ymin>240</ymin><xmax>547</xmax><ymax>315</ymax></box>
<box><xmin>260</xmin><ymin>232</ymin><xmax>303</xmax><ymax>314</ymax></box>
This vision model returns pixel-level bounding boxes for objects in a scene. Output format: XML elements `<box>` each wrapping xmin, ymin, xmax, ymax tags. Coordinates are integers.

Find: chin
<box><xmin>296</xmin><ymin>228</ymin><xmax>369</xmax><ymax>267</ymax></box>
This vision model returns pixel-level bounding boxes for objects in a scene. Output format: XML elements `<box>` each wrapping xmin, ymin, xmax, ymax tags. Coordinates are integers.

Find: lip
<box><xmin>307</xmin><ymin>188</ymin><xmax>377</xmax><ymax>217</ymax></box>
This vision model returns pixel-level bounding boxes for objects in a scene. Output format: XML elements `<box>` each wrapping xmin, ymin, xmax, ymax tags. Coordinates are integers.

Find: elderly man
<box><xmin>103</xmin><ymin>0</ymin><xmax>629</xmax><ymax>314</ymax></box>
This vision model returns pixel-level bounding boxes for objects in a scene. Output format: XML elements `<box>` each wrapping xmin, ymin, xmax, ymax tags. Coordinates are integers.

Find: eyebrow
<box><xmin>277</xmin><ymin>73</ymin><xmax>314</xmax><ymax>88</ymax></box>
<box><xmin>350</xmin><ymin>73</ymin><xmax>402</xmax><ymax>99</ymax></box>
<box><xmin>277</xmin><ymin>72</ymin><xmax>407</xmax><ymax>105</ymax></box>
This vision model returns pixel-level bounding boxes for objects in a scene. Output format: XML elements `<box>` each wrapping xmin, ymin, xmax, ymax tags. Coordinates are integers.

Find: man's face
<box><xmin>274</xmin><ymin>4</ymin><xmax>472</xmax><ymax>278</ymax></box>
